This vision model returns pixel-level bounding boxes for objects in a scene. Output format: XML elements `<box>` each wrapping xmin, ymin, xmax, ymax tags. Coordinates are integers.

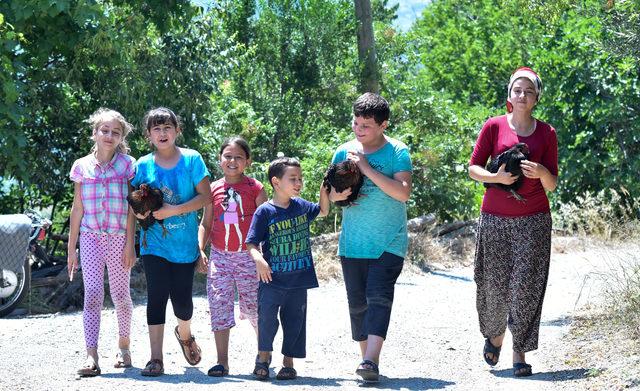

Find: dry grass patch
<box><xmin>312</xmin><ymin>233</ymin><xmax>342</xmax><ymax>281</ymax></box>
<box><xmin>564</xmin><ymin>311</ymin><xmax>640</xmax><ymax>390</ymax></box>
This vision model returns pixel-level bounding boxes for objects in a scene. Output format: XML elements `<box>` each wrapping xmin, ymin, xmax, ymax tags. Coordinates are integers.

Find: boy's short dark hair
<box><xmin>353</xmin><ymin>92</ymin><xmax>390</xmax><ymax>125</ymax></box>
<box><xmin>267</xmin><ymin>157</ymin><xmax>300</xmax><ymax>188</ymax></box>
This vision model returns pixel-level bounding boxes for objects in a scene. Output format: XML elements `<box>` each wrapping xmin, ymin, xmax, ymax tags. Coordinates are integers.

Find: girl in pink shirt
<box><xmin>198</xmin><ymin>137</ymin><xmax>267</xmax><ymax>377</ymax></box>
<box><xmin>68</xmin><ymin>108</ymin><xmax>137</xmax><ymax>377</ymax></box>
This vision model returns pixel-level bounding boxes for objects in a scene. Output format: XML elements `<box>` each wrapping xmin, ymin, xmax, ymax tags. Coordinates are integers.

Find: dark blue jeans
<box><xmin>341</xmin><ymin>252</ymin><xmax>404</xmax><ymax>341</ymax></box>
<box><xmin>257</xmin><ymin>284</ymin><xmax>308</xmax><ymax>358</ymax></box>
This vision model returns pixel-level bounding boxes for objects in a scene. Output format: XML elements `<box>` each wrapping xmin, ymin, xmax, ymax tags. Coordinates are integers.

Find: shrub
<box><xmin>553</xmin><ymin>188</ymin><xmax>640</xmax><ymax>239</ymax></box>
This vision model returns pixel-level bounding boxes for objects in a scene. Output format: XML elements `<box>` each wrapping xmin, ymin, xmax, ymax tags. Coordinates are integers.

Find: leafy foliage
<box><xmin>1</xmin><ymin>0</ymin><xmax>638</xmax><ymax>234</ymax></box>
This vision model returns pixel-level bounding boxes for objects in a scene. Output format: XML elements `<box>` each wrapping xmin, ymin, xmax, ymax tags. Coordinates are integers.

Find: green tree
<box><xmin>403</xmin><ymin>0</ymin><xmax>640</xmax><ymax>207</ymax></box>
<box><xmin>0</xmin><ymin>1</ymin><xmax>235</xmax><ymax>217</ymax></box>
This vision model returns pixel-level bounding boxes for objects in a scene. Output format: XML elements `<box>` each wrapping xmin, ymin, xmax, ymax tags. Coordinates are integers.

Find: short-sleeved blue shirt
<box><xmin>332</xmin><ymin>137</ymin><xmax>412</xmax><ymax>259</ymax></box>
<box><xmin>246</xmin><ymin>198</ymin><xmax>320</xmax><ymax>290</ymax></box>
<box><xmin>131</xmin><ymin>148</ymin><xmax>210</xmax><ymax>263</ymax></box>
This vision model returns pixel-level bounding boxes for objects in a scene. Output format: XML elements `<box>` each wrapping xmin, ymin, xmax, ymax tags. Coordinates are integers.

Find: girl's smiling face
<box><xmin>93</xmin><ymin>119</ymin><xmax>123</xmax><ymax>153</ymax></box>
<box><xmin>220</xmin><ymin>143</ymin><xmax>250</xmax><ymax>181</ymax></box>
<box><xmin>147</xmin><ymin>122</ymin><xmax>179</xmax><ymax>150</ymax></box>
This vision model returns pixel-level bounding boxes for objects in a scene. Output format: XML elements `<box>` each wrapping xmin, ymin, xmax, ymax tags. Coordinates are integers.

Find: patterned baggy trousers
<box><xmin>474</xmin><ymin>212</ymin><xmax>552</xmax><ymax>353</ymax></box>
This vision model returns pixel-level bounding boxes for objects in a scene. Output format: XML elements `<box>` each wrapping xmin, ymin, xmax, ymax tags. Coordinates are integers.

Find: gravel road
<box><xmin>0</xmin><ymin>242</ymin><xmax>629</xmax><ymax>391</ymax></box>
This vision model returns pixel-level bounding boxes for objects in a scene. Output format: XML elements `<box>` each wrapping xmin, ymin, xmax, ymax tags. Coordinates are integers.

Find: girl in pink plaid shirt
<box><xmin>67</xmin><ymin>108</ymin><xmax>137</xmax><ymax>377</ymax></box>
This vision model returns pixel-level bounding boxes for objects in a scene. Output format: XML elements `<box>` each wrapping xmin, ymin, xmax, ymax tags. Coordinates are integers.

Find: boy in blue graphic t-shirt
<box><xmin>246</xmin><ymin>157</ymin><xmax>329</xmax><ymax>381</ymax></box>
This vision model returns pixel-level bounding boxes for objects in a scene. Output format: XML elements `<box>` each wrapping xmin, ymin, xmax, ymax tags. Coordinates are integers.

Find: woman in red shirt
<box><xmin>468</xmin><ymin>67</ymin><xmax>558</xmax><ymax>377</ymax></box>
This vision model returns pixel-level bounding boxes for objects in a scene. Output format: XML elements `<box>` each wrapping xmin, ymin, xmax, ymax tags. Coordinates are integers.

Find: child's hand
<box><xmin>197</xmin><ymin>249</ymin><xmax>209</xmax><ymax>274</ymax></box>
<box><xmin>122</xmin><ymin>243</ymin><xmax>136</xmax><ymax>270</ymax></box>
<box><xmin>255</xmin><ymin>257</ymin><xmax>272</xmax><ymax>283</ymax></box>
<box><xmin>67</xmin><ymin>250</ymin><xmax>78</xmax><ymax>281</ymax></box>
<box><xmin>152</xmin><ymin>204</ymin><xmax>177</xmax><ymax>220</ymax></box>
<box><xmin>329</xmin><ymin>186</ymin><xmax>352</xmax><ymax>202</ymax></box>
<box><xmin>347</xmin><ymin>150</ymin><xmax>371</xmax><ymax>172</ymax></box>
<box><xmin>134</xmin><ymin>211</ymin><xmax>150</xmax><ymax>219</ymax></box>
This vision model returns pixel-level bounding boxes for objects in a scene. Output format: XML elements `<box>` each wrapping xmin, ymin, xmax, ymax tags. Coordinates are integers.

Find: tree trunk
<box><xmin>354</xmin><ymin>0</ymin><xmax>379</xmax><ymax>93</ymax></box>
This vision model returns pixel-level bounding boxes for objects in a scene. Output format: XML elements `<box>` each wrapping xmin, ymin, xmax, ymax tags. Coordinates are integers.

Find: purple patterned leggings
<box><xmin>80</xmin><ymin>232</ymin><xmax>132</xmax><ymax>349</ymax></box>
<box><xmin>207</xmin><ymin>248</ymin><xmax>258</xmax><ymax>331</ymax></box>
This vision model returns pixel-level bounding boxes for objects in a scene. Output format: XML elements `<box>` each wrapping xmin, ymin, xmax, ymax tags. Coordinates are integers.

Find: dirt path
<box><xmin>0</xmin><ymin>243</ymin><xmax>629</xmax><ymax>391</ymax></box>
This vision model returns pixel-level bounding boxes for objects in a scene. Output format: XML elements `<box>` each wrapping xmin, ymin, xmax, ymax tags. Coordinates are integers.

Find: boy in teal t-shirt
<box><xmin>329</xmin><ymin>93</ymin><xmax>412</xmax><ymax>383</ymax></box>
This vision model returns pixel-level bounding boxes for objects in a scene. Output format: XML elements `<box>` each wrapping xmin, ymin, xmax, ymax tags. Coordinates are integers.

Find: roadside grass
<box><xmin>565</xmin><ymin>240</ymin><xmax>640</xmax><ymax>390</ymax></box>
<box><xmin>554</xmin><ymin>189</ymin><xmax>640</xmax><ymax>339</ymax></box>
<box><xmin>553</xmin><ymin>188</ymin><xmax>639</xmax><ymax>240</ymax></box>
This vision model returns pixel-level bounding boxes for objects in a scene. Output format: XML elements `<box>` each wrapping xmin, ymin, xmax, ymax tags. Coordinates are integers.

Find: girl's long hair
<box><xmin>87</xmin><ymin>108</ymin><xmax>133</xmax><ymax>154</ymax></box>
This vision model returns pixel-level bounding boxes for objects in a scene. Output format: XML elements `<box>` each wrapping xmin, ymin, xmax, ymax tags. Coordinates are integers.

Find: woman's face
<box><xmin>508</xmin><ymin>78</ymin><xmax>537</xmax><ymax>113</ymax></box>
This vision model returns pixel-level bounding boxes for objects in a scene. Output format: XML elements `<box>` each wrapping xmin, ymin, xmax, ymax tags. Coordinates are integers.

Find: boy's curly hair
<box><xmin>353</xmin><ymin>92</ymin><xmax>390</xmax><ymax>125</ymax></box>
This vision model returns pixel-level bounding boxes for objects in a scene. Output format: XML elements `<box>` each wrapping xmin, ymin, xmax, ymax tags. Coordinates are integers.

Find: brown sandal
<box><xmin>174</xmin><ymin>325</ymin><xmax>202</xmax><ymax>365</ymax></box>
<box><xmin>77</xmin><ymin>357</ymin><xmax>101</xmax><ymax>377</ymax></box>
<box><xmin>140</xmin><ymin>359</ymin><xmax>164</xmax><ymax>377</ymax></box>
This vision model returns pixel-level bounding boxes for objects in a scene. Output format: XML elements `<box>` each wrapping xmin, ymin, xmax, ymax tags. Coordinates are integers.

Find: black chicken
<box><xmin>484</xmin><ymin>142</ymin><xmax>530</xmax><ymax>202</ymax></box>
<box><xmin>323</xmin><ymin>160</ymin><xmax>364</xmax><ymax>207</ymax></box>
<box><xmin>126</xmin><ymin>183</ymin><xmax>168</xmax><ymax>248</ymax></box>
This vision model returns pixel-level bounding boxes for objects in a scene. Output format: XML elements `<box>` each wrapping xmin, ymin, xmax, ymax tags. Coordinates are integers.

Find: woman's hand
<box><xmin>152</xmin><ymin>204</ymin><xmax>178</xmax><ymax>220</ymax></box>
<box><xmin>520</xmin><ymin>160</ymin><xmax>550</xmax><ymax>179</ymax></box>
<box><xmin>495</xmin><ymin>164</ymin><xmax>518</xmax><ymax>185</ymax></box>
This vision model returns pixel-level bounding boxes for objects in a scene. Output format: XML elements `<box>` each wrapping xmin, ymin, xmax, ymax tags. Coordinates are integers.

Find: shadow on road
<box><xmin>101</xmin><ymin>369</ymin><xmax>455</xmax><ymax>389</ymax></box>
<box><xmin>356</xmin><ymin>375</ymin><xmax>455</xmax><ymax>389</ymax></box>
<box><xmin>430</xmin><ymin>271</ymin><xmax>473</xmax><ymax>282</ymax></box>
<box><xmin>540</xmin><ymin>315</ymin><xmax>574</xmax><ymax>326</ymax></box>
<box><xmin>490</xmin><ymin>367</ymin><xmax>590</xmax><ymax>381</ymax></box>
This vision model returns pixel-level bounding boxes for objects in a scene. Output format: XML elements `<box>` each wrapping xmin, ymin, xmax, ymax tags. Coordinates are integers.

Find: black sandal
<box><xmin>253</xmin><ymin>360</ymin><xmax>270</xmax><ymax>380</ymax></box>
<box><xmin>207</xmin><ymin>363</ymin><xmax>229</xmax><ymax>377</ymax></box>
<box><xmin>483</xmin><ymin>338</ymin><xmax>501</xmax><ymax>366</ymax></box>
<box><xmin>355</xmin><ymin>359</ymin><xmax>379</xmax><ymax>383</ymax></box>
<box><xmin>276</xmin><ymin>366</ymin><xmax>297</xmax><ymax>380</ymax></box>
<box><xmin>140</xmin><ymin>359</ymin><xmax>164</xmax><ymax>377</ymax></box>
<box><xmin>513</xmin><ymin>362</ymin><xmax>533</xmax><ymax>377</ymax></box>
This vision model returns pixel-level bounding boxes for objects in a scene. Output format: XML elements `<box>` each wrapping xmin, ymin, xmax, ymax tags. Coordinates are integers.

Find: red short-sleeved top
<box><xmin>469</xmin><ymin>115</ymin><xmax>559</xmax><ymax>217</ymax></box>
<box><xmin>209</xmin><ymin>176</ymin><xmax>264</xmax><ymax>252</ymax></box>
